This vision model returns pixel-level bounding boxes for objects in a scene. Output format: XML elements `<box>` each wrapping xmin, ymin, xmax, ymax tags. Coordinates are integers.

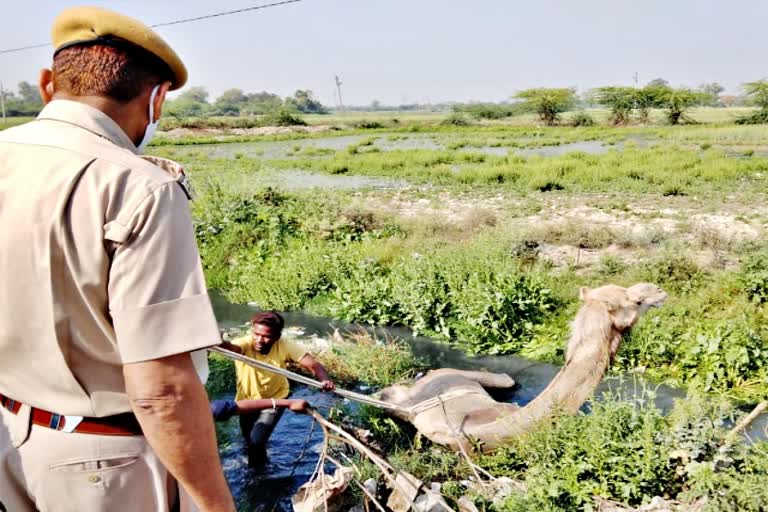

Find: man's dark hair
<box><xmin>52</xmin><ymin>43</ymin><xmax>173</xmax><ymax>103</ymax></box>
<box><xmin>251</xmin><ymin>311</ymin><xmax>284</xmax><ymax>332</ymax></box>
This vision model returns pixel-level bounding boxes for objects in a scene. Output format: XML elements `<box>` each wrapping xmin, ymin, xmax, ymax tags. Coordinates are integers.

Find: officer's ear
<box><xmin>152</xmin><ymin>81</ymin><xmax>172</xmax><ymax>122</ymax></box>
<box><xmin>38</xmin><ymin>68</ymin><xmax>54</xmax><ymax>104</ymax></box>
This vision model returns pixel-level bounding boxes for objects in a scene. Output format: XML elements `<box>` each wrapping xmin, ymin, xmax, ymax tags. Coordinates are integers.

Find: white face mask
<box><xmin>136</xmin><ymin>84</ymin><xmax>161</xmax><ymax>153</ymax></box>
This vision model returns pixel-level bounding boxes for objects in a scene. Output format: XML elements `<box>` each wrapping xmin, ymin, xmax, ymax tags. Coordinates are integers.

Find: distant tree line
<box><xmin>3</xmin><ymin>78</ymin><xmax>768</xmax><ymax>127</ymax></box>
<box><xmin>0</xmin><ymin>82</ymin><xmax>327</xmax><ymax>118</ymax></box>
<box><xmin>163</xmin><ymin>87</ymin><xmax>327</xmax><ymax>118</ymax></box>
<box><xmin>0</xmin><ymin>81</ymin><xmax>43</xmax><ymax>116</ymax></box>
<box><xmin>450</xmin><ymin>78</ymin><xmax>768</xmax><ymax>126</ymax></box>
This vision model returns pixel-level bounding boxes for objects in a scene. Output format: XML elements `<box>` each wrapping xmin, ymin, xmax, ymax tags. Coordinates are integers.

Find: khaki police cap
<box><xmin>51</xmin><ymin>6</ymin><xmax>188</xmax><ymax>90</ymax></box>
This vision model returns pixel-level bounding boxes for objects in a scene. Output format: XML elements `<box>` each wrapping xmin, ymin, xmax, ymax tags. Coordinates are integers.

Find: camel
<box><xmin>379</xmin><ymin>283</ymin><xmax>668</xmax><ymax>453</ymax></box>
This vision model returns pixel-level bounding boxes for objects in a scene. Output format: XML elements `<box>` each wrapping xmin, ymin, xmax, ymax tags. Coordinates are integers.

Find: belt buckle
<box><xmin>51</xmin><ymin>414</ymin><xmax>84</xmax><ymax>433</ymax></box>
<box><xmin>61</xmin><ymin>415</ymin><xmax>84</xmax><ymax>433</ymax></box>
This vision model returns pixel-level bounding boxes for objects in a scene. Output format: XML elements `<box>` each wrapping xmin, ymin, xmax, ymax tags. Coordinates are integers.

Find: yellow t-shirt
<box><xmin>232</xmin><ymin>335</ymin><xmax>308</xmax><ymax>400</ymax></box>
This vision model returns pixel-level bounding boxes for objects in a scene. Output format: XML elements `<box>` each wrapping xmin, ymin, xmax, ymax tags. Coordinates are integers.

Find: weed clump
<box><xmin>317</xmin><ymin>331</ymin><xmax>426</xmax><ymax>388</ymax></box>
<box><xmin>569</xmin><ymin>111</ymin><xmax>596</xmax><ymax>127</ymax></box>
<box><xmin>739</xmin><ymin>250</ymin><xmax>768</xmax><ymax>303</ymax></box>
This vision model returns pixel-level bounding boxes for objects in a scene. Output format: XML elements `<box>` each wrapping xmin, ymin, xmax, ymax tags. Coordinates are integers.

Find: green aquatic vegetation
<box><xmin>264</xmin><ymin>143</ymin><xmax>768</xmax><ymax>194</ymax></box>
<box><xmin>479</xmin><ymin>392</ymin><xmax>767</xmax><ymax>511</ymax></box>
<box><xmin>317</xmin><ymin>331</ymin><xmax>427</xmax><ymax>388</ymax></box>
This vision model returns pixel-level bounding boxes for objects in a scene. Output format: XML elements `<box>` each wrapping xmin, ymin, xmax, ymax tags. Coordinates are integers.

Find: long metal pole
<box><xmin>208</xmin><ymin>346</ymin><xmax>410</xmax><ymax>414</ymax></box>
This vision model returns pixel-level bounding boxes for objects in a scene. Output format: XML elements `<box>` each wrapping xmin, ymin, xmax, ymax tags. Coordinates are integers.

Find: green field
<box><xmin>5</xmin><ymin>107</ymin><xmax>768</xmax><ymax>509</ymax></box>
<box><xmin>155</xmin><ymin>117</ymin><xmax>768</xmax><ymax>510</ymax></box>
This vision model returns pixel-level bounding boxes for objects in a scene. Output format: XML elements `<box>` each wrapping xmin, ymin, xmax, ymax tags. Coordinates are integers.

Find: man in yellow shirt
<box><xmin>220</xmin><ymin>312</ymin><xmax>334</xmax><ymax>467</ymax></box>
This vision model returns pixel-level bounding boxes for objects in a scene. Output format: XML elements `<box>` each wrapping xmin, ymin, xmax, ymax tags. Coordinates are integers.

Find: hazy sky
<box><xmin>1</xmin><ymin>0</ymin><xmax>766</xmax><ymax>106</ymax></box>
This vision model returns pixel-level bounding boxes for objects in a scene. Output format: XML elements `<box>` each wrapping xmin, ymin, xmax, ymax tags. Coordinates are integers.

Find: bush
<box><xmin>317</xmin><ymin>330</ymin><xmax>426</xmax><ymax>388</ymax></box>
<box><xmin>445</xmin><ymin>258</ymin><xmax>556</xmax><ymax>354</ymax></box>
<box><xmin>353</xmin><ymin>120</ymin><xmax>384</xmax><ymax>129</ymax></box>
<box><xmin>735</xmin><ymin>110</ymin><xmax>768</xmax><ymax>125</ymax></box>
<box><xmin>639</xmin><ymin>251</ymin><xmax>704</xmax><ymax>293</ymax></box>
<box><xmin>322</xmin><ymin>245</ymin><xmax>558</xmax><ymax>354</ymax></box>
<box><xmin>441</xmin><ymin>113</ymin><xmax>471</xmax><ymax>126</ymax></box>
<box><xmin>569</xmin><ymin>111</ymin><xmax>596</xmax><ymax>127</ymax></box>
<box><xmin>264</xmin><ymin>108</ymin><xmax>306</xmax><ymax>126</ymax></box>
<box><xmin>206</xmin><ymin>352</ymin><xmax>235</xmax><ymax>397</ymax></box>
<box><xmin>739</xmin><ymin>250</ymin><xmax>768</xmax><ymax>303</ymax></box>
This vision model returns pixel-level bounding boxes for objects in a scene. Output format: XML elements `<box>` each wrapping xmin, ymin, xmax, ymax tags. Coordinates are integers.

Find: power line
<box><xmin>0</xmin><ymin>43</ymin><xmax>50</xmax><ymax>55</ymax></box>
<box><xmin>151</xmin><ymin>0</ymin><xmax>303</xmax><ymax>28</ymax></box>
<box><xmin>0</xmin><ymin>0</ymin><xmax>304</xmax><ymax>55</ymax></box>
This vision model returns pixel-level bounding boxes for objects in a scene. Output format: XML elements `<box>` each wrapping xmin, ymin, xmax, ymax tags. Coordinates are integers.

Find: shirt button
<box><xmin>88</xmin><ymin>475</ymin><xmax>102</xmax><ymax>484</ymax></box>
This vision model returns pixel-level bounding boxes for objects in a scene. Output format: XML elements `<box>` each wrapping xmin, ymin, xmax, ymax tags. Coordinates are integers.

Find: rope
<box><xmin>208</xmin><ymin>347</ymin><xmax>411</xmax><ymax>415</ymax></box>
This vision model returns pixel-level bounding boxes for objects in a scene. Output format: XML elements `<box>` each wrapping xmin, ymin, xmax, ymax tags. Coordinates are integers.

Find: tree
<box><xmin>176</xmin><ymin>86</ymin><xmax>209</xmax><ymax>104</ymax></box>
<box><xmin>165</xmin><ymin>97</ymin><xmax>208</xmax><ymax>118</ymax></box>
<box><xmin>647</xmin><ymin>78</ymin><xmax>670</xmax><ymax>89</ymax></box>
<box><xmin>593</xmin><ymin>86</ymin><xmax>636</xmax><ymax>125</ymax></box>
<box><xmin>165</xmin><ymin>86</ymin><xmax>211</xmax><ymax>118</ymax></box>
<box><xmin>636</xmin><ymin>85</ymin><xmax>669</xmax><ymax>123</ymax></box>
<box><xmin>658</xmin><ymin>88</ymin><xmax>702</xmax><ymax>125</ymax></box>
<box><xmin>18</xmin><ymin>81</ymin><xmax>40</xmax><ymax>104</ymax></box>
<box><xmin>285</xmin><ymin>89</ymin><xmax>326</xmax><ymax>114</ymax></box>
<box><xmin>514</xmin><ymin>88</ymin><xmax>575</xmax><ymax>126</ymax></box>
<box><xmin>743</xmin><ymin>80</ymin><xmax>768</xmax><ymax>110</ymax></box>
<box><xmin>7</xmin><ymin>81</ymin><xmax>44</xmax><ymax>115</ymax></box>
<box><xmin>698</xmin><ymin>82</ymin><xmax>725</xmax><ymax>107</ymax></box>
<box><xmin>735</xmin><ymin>80</ymin><xmax>768</xmax><ymax>124</ymax></box>
<box><xmin>242</xmin><ymin>92</ymin><xmax>283</xmax><ymax>115</ymax></box>
<box><xmin>213</xmin><ymin>88</ymin><xmax>249</xmax><ymax>115</ymax></box>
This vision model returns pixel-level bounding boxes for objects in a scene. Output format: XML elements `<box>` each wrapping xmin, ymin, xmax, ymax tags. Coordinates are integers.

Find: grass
<box><xmin>340</xmin><ymin>387</ymin><xmax>768</xmax><ymax>512</ymax></box>
<box><xmin>160</xmin><ymin>116</ymin><xmax>768</xmax><ymax>510</ymax></box>
<box><xmin>0</xmin><ymin>116</ymin><xmax>34</xmax><ymax>130</ymax></box>
<box><xmin>316</xmin><ymin>330</ymin><xmax>427</xmax><ymax>387</ymax></box>
<box><xmin>264</xmin><ymin>142</ymin><xmax>768</xmax><ymax>195</ymax></box>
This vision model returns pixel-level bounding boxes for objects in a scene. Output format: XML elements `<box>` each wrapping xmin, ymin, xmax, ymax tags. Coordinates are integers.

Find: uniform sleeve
<box><xmin>109</xmin><ymin>182</ymin><xmax>220</xmax><ymax>364</ymax></box>
<box><xmin>283</xmin><ymin>339</ymin><xmax>309</xmax><ymax>363</ymax></box>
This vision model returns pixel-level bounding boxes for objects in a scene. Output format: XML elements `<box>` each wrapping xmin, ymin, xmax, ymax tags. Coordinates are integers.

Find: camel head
<box><xmin>578</xmin><ymin>282</ymin><xmax>667</xmax><ymax>333</ymax></box>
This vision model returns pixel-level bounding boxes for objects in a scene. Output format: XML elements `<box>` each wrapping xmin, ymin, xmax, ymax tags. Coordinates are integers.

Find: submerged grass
<box><xmin>264</xmin><ymin>143</ymin><xmax>768</xmax><ymax>194</ymax></box>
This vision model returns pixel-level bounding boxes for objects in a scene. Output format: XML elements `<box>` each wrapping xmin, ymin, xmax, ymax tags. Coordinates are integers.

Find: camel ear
<box><xmin>579</xmin><ymin>287</ymin><xmax>590</xmax><ymax>301</ymax></box>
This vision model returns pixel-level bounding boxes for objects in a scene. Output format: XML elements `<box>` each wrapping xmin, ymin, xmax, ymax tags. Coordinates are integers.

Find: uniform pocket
<box><xmin>39</xmin><ymin>453</ymin><xmax>161</xmax><ymax>512</ymax></box>
<box><xmin>49</xmin><ymin>454</ymin><xmax>139</xmax><ymax>473</ymax></box>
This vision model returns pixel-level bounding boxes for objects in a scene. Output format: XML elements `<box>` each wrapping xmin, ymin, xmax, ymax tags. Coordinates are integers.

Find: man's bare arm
<box><xmin>218</xmin><ymin>341</ymin><xmax>243</xmax><ymax>354</ymax></box>
<box><xmin>124</xmin><ymin>353</ymin><xmax>234</xmax><ymax>512</ymax></box>
<box><xmin>298</xmin><ymin>354</ymin><xmax>336</xmax><ymax>391</ymax></box>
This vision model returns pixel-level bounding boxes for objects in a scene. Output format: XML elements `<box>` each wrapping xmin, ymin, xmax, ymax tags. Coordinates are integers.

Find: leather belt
<box><xmin>0</xmin><ymin>393</ymin><xmax>142</xmax><ymax>436</ymax></box>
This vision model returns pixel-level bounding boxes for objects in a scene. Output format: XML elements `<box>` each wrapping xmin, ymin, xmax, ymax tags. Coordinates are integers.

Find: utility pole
<box><xmin>632</xmin><ymin>72</ymin><xmax>639</xmax><ymax>112</ymax></box>
<box><xmin>334</xmin><ymin>75</ymin><xmax>344</xmax><ymax>112</ymax></box>
<box><xmin>0</xmin><ymin>81</ymin><xmax>6</xmax><ymax>127</ymax></box>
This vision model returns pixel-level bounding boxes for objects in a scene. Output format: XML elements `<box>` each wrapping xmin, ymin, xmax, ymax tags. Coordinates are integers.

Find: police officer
<box><xmin>0</xmin><ymin>7</ymin><xmax>234</xmax><ymax>511</ymax></box>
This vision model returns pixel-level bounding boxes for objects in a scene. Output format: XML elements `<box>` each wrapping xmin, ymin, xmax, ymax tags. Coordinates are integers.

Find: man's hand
<box><xmin>288</xmin><ymin>399</ymin><xmax>310</xmax><ymax>413</ymax></box>
<box><xmin>298</xmin><ymin>353</ymin><xmax>336</xmax><ymax>393</ymax></box>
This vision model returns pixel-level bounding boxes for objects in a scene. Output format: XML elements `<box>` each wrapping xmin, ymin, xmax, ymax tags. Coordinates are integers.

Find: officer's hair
<box><xmin>52</xmin><ymin>44</ymin><xmax>173</xmax><ymax>103</ymax></box>
<box><xmin>251</xmin><ymin>312</ymin><xmax>284</xmax><ymax>332</ymax></box>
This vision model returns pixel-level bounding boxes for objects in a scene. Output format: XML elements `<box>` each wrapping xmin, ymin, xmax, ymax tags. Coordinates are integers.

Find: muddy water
<box><xmin>209</xmin><ymin>291</ymin><xmax>767</xmax><ymax>510</ymax></box>
<box><xmin>261</xmin><ymin>170</ymin><xmax>409</xmax><ymax>191</ymax></box>
<box><xmin>171</xmin><ymin>134</ymin><xmax>642</xmax><ymax>164</ymax></box>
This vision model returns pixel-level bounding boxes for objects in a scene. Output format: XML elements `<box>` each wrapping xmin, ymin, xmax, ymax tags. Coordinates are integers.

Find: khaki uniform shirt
<box><xmin>0</xmin><ymin>100</ymin><xmax>220</xmax><ymax>417</ymax></box>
